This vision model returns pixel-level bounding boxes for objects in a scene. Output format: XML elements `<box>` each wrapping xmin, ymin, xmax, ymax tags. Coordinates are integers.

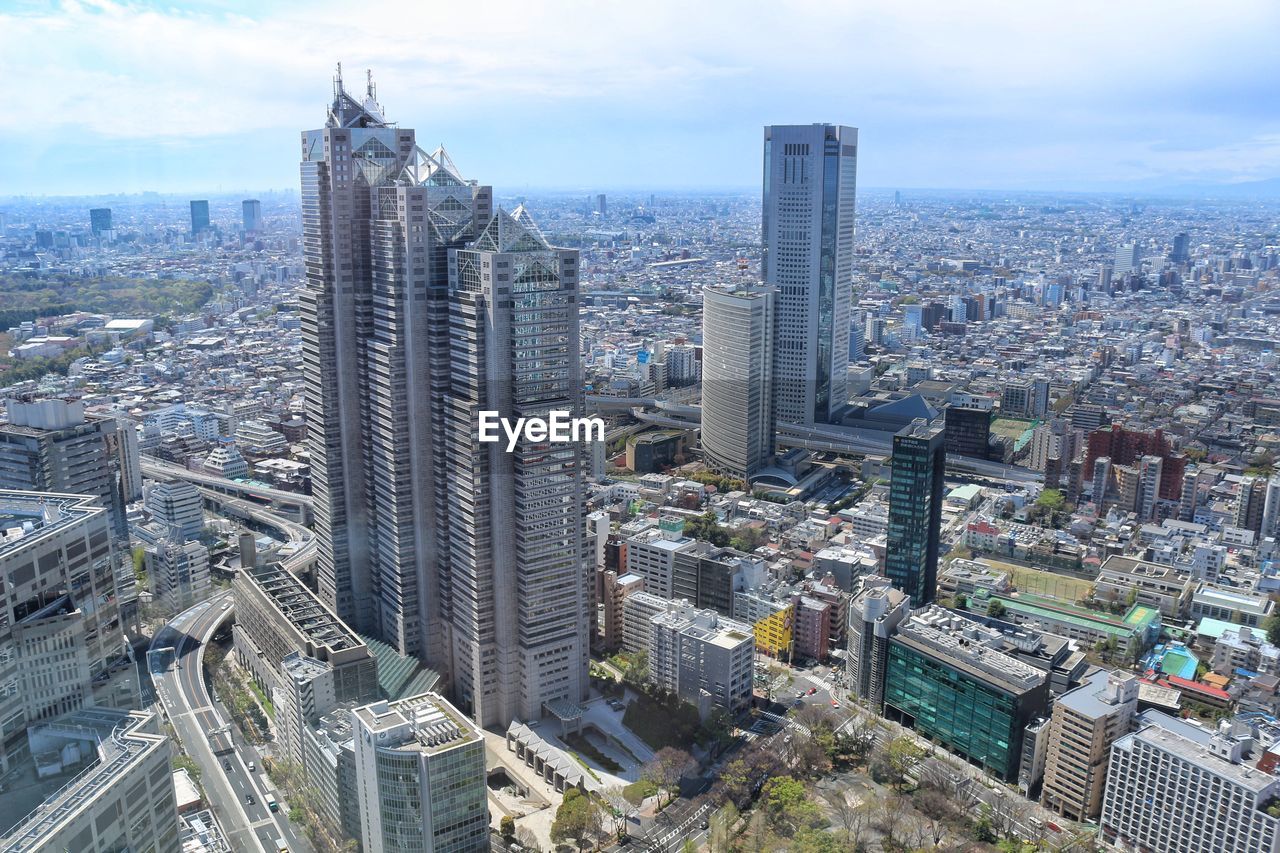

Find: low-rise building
<box><xmin>883</xmin><ymin>606</ymin><xmax>1052</xmax><ymax>781</ymax></box>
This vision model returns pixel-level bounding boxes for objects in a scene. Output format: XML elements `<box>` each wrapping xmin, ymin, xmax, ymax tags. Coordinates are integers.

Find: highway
<box><xmin>140</xmin><ymin>456</ymin><xmax>317</xmax><ymax>574</ymax></box>
<box><xmin>150</xmin><ymin>594</ymin><xmax>310</xmax><ymax>853</ymax></box>
<box><xmin>139</xmin><ymin>456</ymin><xmax>314</xmax><ymax>514</ymax></box>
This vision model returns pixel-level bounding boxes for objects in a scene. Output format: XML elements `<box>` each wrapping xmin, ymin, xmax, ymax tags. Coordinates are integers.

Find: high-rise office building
<box><xmin>299</xmin><ymin>69</ymin><xmax>491</xmax><ymax>662</ymax></box>
<box><xmin>0</xmin><ymin>399</ymin><xmax>129</xmax><ymax>538</ymax></box>
<box><xmin>943</xmin><ymin>402</ymin><xmax>992</xmax><ymax>459</ymax></box>
<box><xmin>885</xmin><ymin>419</ymin><xmax>945</xmax><ymax>605</ymax></box>
<box><xmin>189</xmin><ymin>199</ymin><xmax>210</xmax><ymax>235</ymax></box>
<box><xmin>1114</xmin><ymin>242</ymin><xmax>1140</xmax><ymax>276</ymax></box>
<box><xmin>596</xmin><ymin>193</ymin><xmax>607</xmax><ymax>217</ymax></box>
<box><xmin>242</xmin><ymin>198</ymin><xmax>262</xmax><ymax>232</ymax></box>
<box><xmin>762</xmin><ymin>124</ymin><xmax>857</xmax><ymax>425</ymax></box>
<box><xmin>445</xmin><ymin>206</ymin><xmax>589</xmax><ymax>726</ymax></box>
<box><xmin>0</xmin><ymin>492</ymin><xmax>123</xmax><ymax>776</ymax></box>
<box><xmin>1170</xmin><ymin>231</ymin><xmax>1191</xmax><ymax>263</ymax></box>
<box><xmin>88</xmin><ymin>207</ymin><xmax>112</xmax><ymax>234</ymax></box>
<box><xmin>701</xmin><ymin>285</ymin><xmax>776</xmax><ymax>482</ymax></box>
<box><xmin>352</xmin><ymin>693</ymin><xmax>488</xmax><ymax>853</ymax></box>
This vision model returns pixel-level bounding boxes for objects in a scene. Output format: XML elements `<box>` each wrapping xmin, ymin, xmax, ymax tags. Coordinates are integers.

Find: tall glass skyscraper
<box><xmin>700</xmin><ymin>285</ymin><xmax>776</xmax><ymax>482</ymax></box>
<box><xmin>762</xmin><ymin>124</ymin><xmax>857</xmax><ymax>425</ymax></box>
<box><xmin>300</xmin><ymin>69</ymin><xmax>491</xmax><ymax>666</ymax></box>
<box><xmin>446</xmin><ymin>207</ymin><xmax>589</xmax><ymax>726</ymax></box>
<box><xmin>189</xmin><ymin>199</ymin><xmax>210</xmax><ymax>234</ymax></box>
<box><xmin>885</xmin><ymin>419</ymin><xmax>945</xmax><ymax>605</ymax></box>
<box><xmin>301</xmin><ymin>71</ymin><xmax>586</xmax><ymax>726</ymax></box>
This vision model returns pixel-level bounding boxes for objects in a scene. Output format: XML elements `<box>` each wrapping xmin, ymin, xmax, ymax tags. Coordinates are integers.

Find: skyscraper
<box><xmin>701</xmin><ymin>285</ymin><xmax>776</xmax><ymax>482</ymax></box>
<box><xmin>1170</xmin><ymin>231</ymin><xmax>1190</xmax><ymax>263</ymax></box>
<box><xmin>1114</xmin><ymin>242</ymin><xmax>1139</xmax><ymax>276</ymax></box>
<box><xmin>885</xmin><ymin>419</ymin><xmax>945</xmax><ymax>605</ymax></box>
<box><xmin>762</xmin><ymin>124</ymin><xmax>857</xmax><ymax>425</ymax></box>
<box><xmin>89</xmin><ymin>207</ymin><xmax>112</xmax><ymax>234</ymax></box>
<box><xmin>352</xmin><ymin>693</ymin><xmax>488</xmax><ymax>853</ymax></box>
<box><xmin>242</xmin><ymin>198</ymin><xmax>262</xmax><ymax>233</ymax></box>
<box><xmin>300</xmin><ymin>68</ymin><xmax>491</xmax><ymax>664</ymax></box>
<box><xmin>446</xmin><ymin>206</ymin><xmax>589</xmax><ymax>726</ymax></box>
<box><xmin>189</xmin><ymin>199</ymin><xmax>210</xmax><ymax>235</ymax></box>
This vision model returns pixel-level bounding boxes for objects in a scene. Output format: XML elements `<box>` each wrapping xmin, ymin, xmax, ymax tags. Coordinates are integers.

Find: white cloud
<box><xmin>2</xmin><ymin>0</ymin><xmax>1279</xmax><ymax>189</ymax></box>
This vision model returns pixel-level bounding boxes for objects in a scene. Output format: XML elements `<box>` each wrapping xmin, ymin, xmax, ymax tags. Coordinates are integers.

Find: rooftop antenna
<box><xmin>366</xmin><ymin>68</ymin><xmax>376</xmax><ymax>100</ymax></box>
<box><xmin>334</xmin><ymin>62</ymin><xmax>344</xmax><ymax>100</ymax></box>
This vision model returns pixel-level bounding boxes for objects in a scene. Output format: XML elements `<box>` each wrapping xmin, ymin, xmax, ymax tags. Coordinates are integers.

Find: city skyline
<box><xmin>4</xmin><ymin>1</ymin><xmax>1280</xmax><ymax>196</ymax></box>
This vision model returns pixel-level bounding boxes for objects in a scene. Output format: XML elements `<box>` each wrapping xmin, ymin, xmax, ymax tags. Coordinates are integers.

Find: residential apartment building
<box><xmin>1040</xmin><ymin>669</ymin><xmax>1138</xmax><ymax>821</ymax></box>
<box><xmin>1102</xmin><ymin>713</ymin><xmax>1280</xmax><ymax>853</ymax></box>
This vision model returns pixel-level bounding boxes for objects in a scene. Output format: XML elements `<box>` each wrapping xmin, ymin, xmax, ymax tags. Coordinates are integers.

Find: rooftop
<box><xmin>242</xmin><ymin>562</ymin><xmax>364</xmax><ymax>653</ymax></box>
<box><xmin>352</xmin><ymin>692</ymin><xmax>478</xmax><ymax>755</ymax></box>
<box><xmin>0</xmin><ymin>491</ymin><xmax>105</xmax><ymax>560</ymax></box>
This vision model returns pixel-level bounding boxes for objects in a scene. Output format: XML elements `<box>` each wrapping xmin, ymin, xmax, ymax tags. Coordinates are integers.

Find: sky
<box><xmin>3</xmin><ymin>0</ymin><xmax>1280</xmax><ymax>197</ymax></box>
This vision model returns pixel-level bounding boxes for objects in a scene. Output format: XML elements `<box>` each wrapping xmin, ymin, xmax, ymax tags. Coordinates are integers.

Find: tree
<box><xmin>500</xmin><ymin>816</ymin><xmax>516</xmax><ymax>843</ymax></box>
<box><xmin>1266</xmin><ymin>614</ymin><xmax>1280</xmax><ymax>647</ymax></box>
<box><xmin>884</xmin><ymin>736</ymin><xmax>926</xmax><ymax>789</ymax></box>
<box><xmin>1036</xmin><ymin>489</ymin><xmax>1065</xmax><ymax>511</ymax></box>
<box><xmin>550</xmin><ymin>789</ymin><xmax>602</xmax><ymax>851</ymax></box>
<box><xmin>762</xmin><ymin>775</ymin><xmax>823</xmax><ymax>836</ymax></box>
<box><xmin>824</xmin><ymin>790</ymin><xmax>871</xmax><ymax>848</ymax></box>
<box><xmin>987</xmin><ymin>599</ymin><xmax>1007</xmax><ymax>619</ymax></box>
<box><xmin>515</xmin><ymin>826</ymin><xmax>542</xmax><ymax>852</ymax></box>
<box><xmin>642</xmin><ymin>747</ymin><xmax>691</xmax><ymax>808</ymax></box>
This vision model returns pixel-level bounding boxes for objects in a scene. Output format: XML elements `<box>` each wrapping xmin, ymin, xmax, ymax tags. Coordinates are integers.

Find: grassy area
<box><xmin>247</xmin><ymin>679</ymin><xmax>276</xmax><ymax>719</ymax></box>
<box><xmin>980</xmin><ymin>557</ymin><xmax>1092</xmax><ymax>601</ymax></box>
<box><xmin>563</xmin><ymin>731</ymin><xmax>623</xmax><ymax>773</ymax></box>
<box><xmin>623</xmin><ymin>779</ymin><xmax>658</xmax><ymax>805</ymax></box>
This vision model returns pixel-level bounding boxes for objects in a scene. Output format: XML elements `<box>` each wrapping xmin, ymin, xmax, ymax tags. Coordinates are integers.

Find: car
<box><xmin>223</xmin><ymin>760</ymin><xmax>231</xmax><ymax>771</ymax></box>
<box><xmin>830</xmin><ymin>701</ymin><xmax>841</xmax><ymax>709</ymax></box>
<box><xmin>807</xmin><ymin>687</ymin><xmax>817</xmax><ymax>695</ymax></box>
<box><xmin>247</xmin><ymin>762</ymin><xmax>255</xmax><ymax>772</ymax></box>
<box><xmin>245</xmin><ymin>793</ymin><xmax>255</xmax><ymax>805</ymax></box>
<box><xmin>699</xmin><ymin>820</ymin><xmax>709</xmax><ymax>830</ymax></box>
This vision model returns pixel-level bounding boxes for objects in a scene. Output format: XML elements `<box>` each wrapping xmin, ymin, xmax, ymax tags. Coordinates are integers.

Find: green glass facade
<box><xmin>885</xmin><ymin>421</ymin><xmax>945</xmax><ymax>605</ymax></box>
<box><xmin>883</xmin><ymin>639</ymin><xmax>1046</xmax><ymax>781</ymax></box>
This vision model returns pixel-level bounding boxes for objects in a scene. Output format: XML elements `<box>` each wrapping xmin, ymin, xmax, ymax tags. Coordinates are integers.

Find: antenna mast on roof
<box><xmin>367</xmin><ymin>68</ymin><xmax>376</xmax><ymax>100</ymax></box>
<box><xmin>334</xmin><ymin>62</ymin><xmax>344</xmax><ymax>101</ymax></box>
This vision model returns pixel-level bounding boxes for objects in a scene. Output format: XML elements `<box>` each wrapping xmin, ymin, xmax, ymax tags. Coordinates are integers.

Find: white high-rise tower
<box><xmin>762</xmin><ymin>124</ymin><xmax>858</xmax><ymax>425</ymax></box>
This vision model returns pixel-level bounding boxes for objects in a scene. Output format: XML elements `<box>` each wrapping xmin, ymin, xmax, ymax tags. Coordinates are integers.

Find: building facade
<box><xmin>885</xmin><ymin>419</ymin><xmax>945</xmax><ymax>605</ymax></box>
<box><xmin>700</xmin><ymin>286</ymin><xmax>776</xmax><ymax>481</ymax></box>
<box><xmin>444</xmin><ymin>206</ymin><xmax>588</xmax><ymax>726</ymax></box>
<box><xmin>762</xmin><ymin>124</ymin><xmax>857</xmax><ymax>426</ymax></box>
<box><xmin>352</xmin><ymin>693</ymin><xmax>488</xmax><ymax>853</ymax></box>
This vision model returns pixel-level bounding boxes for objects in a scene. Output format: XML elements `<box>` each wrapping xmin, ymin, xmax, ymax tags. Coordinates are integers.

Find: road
<box><xmin>150</xmin><ymin>593</ymin><xmax>310</xmax><ymax>853</ymax></box>
<box><xmin>140</xmin><ymin>456</ymin><xmax>317</xmax><ymax>574</ymax></box>
<box><xmin>139</xmin><ymin>456</ymin><xmax>313</xmax><ymax>514</ymax></box>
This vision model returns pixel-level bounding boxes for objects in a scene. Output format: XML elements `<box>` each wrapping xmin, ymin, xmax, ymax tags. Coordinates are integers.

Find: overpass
<box><xmin>140</xmin><ymin>456</ymin><xmax>313</xmax><ymax>524</ymax></box>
